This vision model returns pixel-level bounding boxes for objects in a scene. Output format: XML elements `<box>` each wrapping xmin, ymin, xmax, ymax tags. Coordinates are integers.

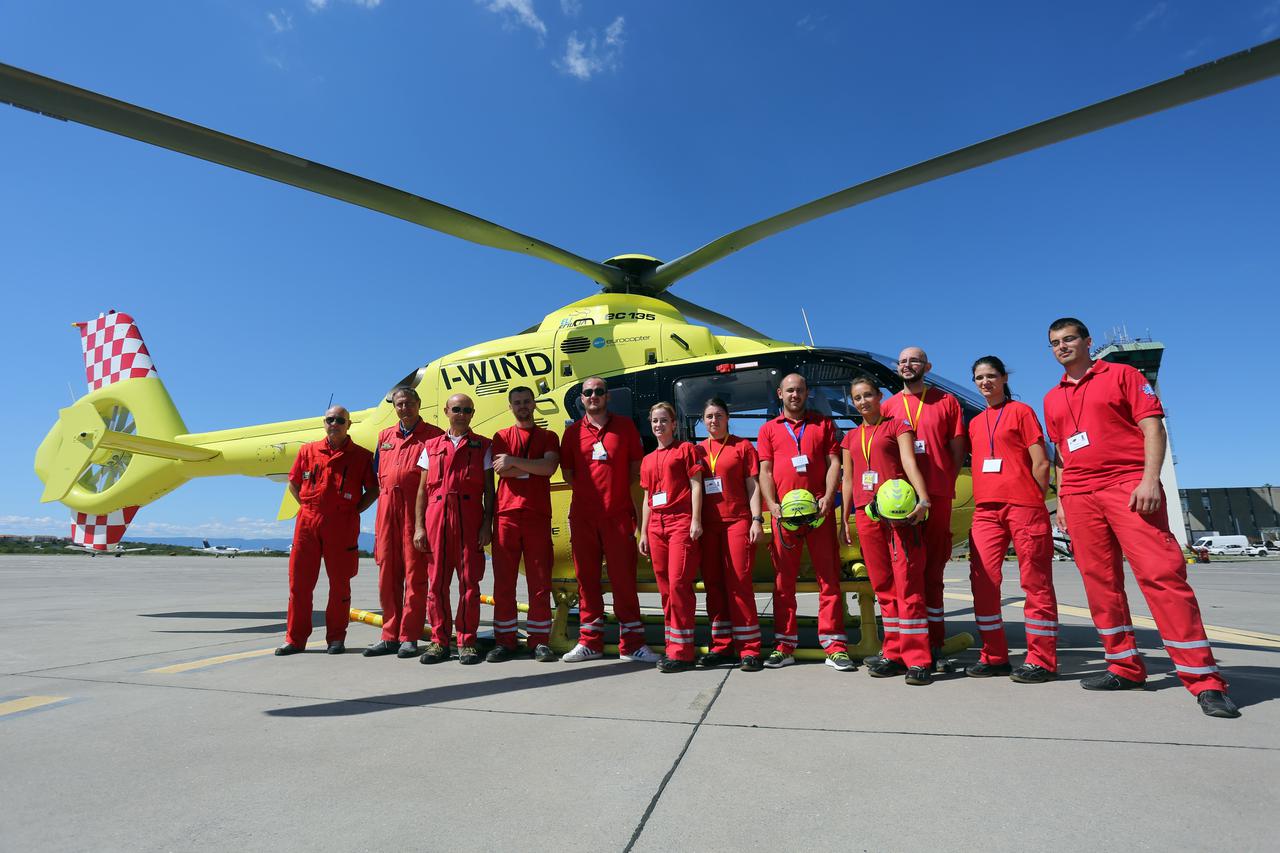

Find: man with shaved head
<box><xmin>882</xmin><ymin>347</ymin><xmax>966</xmax><ymax>667</ymax></box>
<box><xmin>413</xmin><ymin>393</ymin><xmax>495</xmax><ymax>665</ymax></box>
<box><xmin>277</xmin><ymin>405</ymin><xmax>377</xmax><ymax>656</ymax></box>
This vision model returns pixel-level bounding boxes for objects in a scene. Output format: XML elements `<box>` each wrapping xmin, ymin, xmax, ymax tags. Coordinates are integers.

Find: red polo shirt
<box><xmin>756</xmin><ymin>410</ymin><xmax>839</xmax><ymax>500</ymax></box>
<box><xmin>560</xmin><ymin>414</ymin><xmax>645</xmax><ymax>520</ymax></box>
<box><xmin>840</xmin><ymin>416</ymin><xmax>910</xmax><ymax>509</ymax></box>
<box><xmin>640</xmin><ymin>441</ymin><xmax>703</xmax><ymax>515</ymax></box>
<box><xmin>1043</xmin><ymin>360</ymin><xmax>1164</xmax><ymax>496</ymax></box>
<box><xmin>967</xmin><ymin>400</ymin><xmax>1047</xmax><ymax>508</ymax></box>
<box><xmin>882</xmin><ymin>387</ymin><xmax>964</xmax><ymax>500</ymax></box>
<box><xmin>491</xmin><ymin>424</ymin><xmax>560</xmax><ymax>517</ymax></box>
<box><xmin>289</xmin><ymin>437</ymin><xmax>375</xmax><ymax>515</ymax></box>
<box><xmin>696</xmin><ymin>435</ymin><xmax>760</xmax><ymax>524</ymax></box>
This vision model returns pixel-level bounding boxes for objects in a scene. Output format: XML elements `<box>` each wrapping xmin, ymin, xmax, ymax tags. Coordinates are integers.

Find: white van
<box><xmin>1192</xmin><ymin>535</ymin><xmax>1266</xmax><ymax>556</ymax></box>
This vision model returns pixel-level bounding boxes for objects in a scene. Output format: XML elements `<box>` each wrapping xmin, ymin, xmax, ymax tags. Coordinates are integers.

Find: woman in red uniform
<box><xmin>639</xmin><ymin>402</ymin><xmax>705</xmax><ymax>673</ymax></box>
<box><xmin>839</xmin><ymin>376</ymin><xmax>934</xmax><ymax>684</ymax></box>
<box><xmin>696</xmin><ymin>398</ymin><xmax>765</xmax><ymax>672</ymax></box>
<box><xmin>966</xmin><ymin>355</ymin><xmax>1058</xmax><ymax>683</ymax></box>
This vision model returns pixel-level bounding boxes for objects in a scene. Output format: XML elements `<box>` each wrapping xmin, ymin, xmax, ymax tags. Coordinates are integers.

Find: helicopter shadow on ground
<box><xmin>139</xmin><ymin>610</ymin><xmax>289</xmax><ymax>635</ymax></box>
<box><xmin>263</xmin><ymin>660</ymin><xmax>647</xmax><ymax>718</ymax></box>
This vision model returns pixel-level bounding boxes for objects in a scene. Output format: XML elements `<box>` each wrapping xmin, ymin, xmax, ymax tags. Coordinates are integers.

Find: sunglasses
<box><xmin>581</xmin><ymin>387</ymin><xmax>608</xmax><ymax>398</ymax></box>
<box><xmin>449</xmin><ymin>406</ymin><xmax>475</xmax><ymax>414</ymax></box>
<box><xmin>324</xmin><ymin>416</ymin><xmax>347</xmax><ymax>425</ymax></box>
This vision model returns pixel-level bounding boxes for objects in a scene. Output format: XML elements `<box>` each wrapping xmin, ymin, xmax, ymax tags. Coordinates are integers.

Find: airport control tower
<box><xmin>1093</xmin><ymin>327</ymin><xmax>1186</xmax><ymax>547</ymax></box>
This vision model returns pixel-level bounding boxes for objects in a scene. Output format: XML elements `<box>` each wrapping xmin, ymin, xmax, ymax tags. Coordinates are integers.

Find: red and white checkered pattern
<box><xmin>70</xmin><ymin>506</ymin><xmax>140</xmax><ymax>550</ymax></box>
<box><xmin>78</xmin><ymin>311</ymin><xmax>157</xmax><ymax>392</ymax></box>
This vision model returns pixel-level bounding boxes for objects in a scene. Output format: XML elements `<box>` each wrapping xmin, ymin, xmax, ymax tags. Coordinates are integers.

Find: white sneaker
<box><xmin>620</xmin><ymin>645</ymin><xmax>661</xmax><ymax>663</ymax></box>
<box><xmin>561</xmin><ymin>644</ymin><xmax>603</xmax><ymax>663</ymax></box>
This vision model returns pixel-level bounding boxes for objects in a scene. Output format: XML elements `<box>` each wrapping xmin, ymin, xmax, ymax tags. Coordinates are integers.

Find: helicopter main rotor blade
<box><xmin>657</xmin><ymin>293</ymin><xmax>769</xmax><ymax>340</ymax></box>
<box><xmin>0</xmin><ymin>63</ymin><xmax>629</xmax><ymax>291</ymax></box>
<box><xmin>644</xmin><ymin>39</ymin><xmax>1280</xmax><ymax>292</ymax></box>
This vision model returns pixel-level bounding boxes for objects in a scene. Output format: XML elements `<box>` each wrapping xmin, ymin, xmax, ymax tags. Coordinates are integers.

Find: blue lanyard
<box><xmin>984</xmin><ymin>403</ymin><xmax>1007</xmax><ymax>456</ymax></box>
<box><xmin>784</xmin><ymin>419</ymin><xmax>807</xmax><ymax>454</ymax></box>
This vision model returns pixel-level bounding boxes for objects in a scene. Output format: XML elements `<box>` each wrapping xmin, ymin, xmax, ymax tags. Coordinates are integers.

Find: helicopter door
<box><xmin>672</xmin><ymin>367</ymin><xmax>783</xmax><ymax>443</ymax></box>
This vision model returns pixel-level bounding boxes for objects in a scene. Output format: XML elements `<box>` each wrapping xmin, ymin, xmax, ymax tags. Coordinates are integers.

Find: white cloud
<box><xmin>352</xmin><ymin>0</ymin><xmax>383</xmax><ymax>7</ymax></box>
<box><xmin>796</xmin><ymin>13</ymin><xmax>826</xmax><ymax>32</ymax></box>
<box><xmin>128</xmin><ymin>516</ymin><xmax>296</xmax><ymax>539</ymax></box>
<box><xmin>307</xmin><ymin>0</ymin><xmax>382</xmax><ymax>11</ymax></box>
<box><xmin>480</xmin><ymin>0</ymin><xmax>548</xmax><ymax>38</ymax></box>
<box><xmin>1263</xmin><ymin>1</ymin><xmax>1280</xmax><ymax>38</ymax></box>
<box><xmin>560</xmin><ymin>0</ymin><xmax>582</xmax><ymax>17</ymax></box>
<box><xmin>306</xmin><ymin>0</ymin><xmax>329</xmax><ymax>11</ymax></box>
<box><xmin>1133</xmin><ymin>2</ymin><xmax>1167</xmax><ymax>32</ymax></box>
<box><xmin>0</xmin><ymin>514</ymin><xmax>65</xmax><ymax>535</ymax></box>
<box><xmin>557</xmin><ymin>15</ymin><xmax>625</xmax><ymax>81</ymax></box>
<box><xmin>267</xmin><ymin>9</ymin><xmax>294</xmax><ymax>33</ymax></box>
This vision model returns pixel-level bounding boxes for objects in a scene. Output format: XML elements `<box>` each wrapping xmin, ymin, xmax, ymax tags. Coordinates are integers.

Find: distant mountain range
<box><xmin>131</xmin><ymin>534</ymin><xmax>377</xmax><ymax>551</ymax></box>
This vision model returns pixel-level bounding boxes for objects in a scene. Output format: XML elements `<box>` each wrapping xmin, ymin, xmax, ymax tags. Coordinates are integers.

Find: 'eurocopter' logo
<box><xmin>440</xmin><ymin>351</ymin><xmax>553</xmax><ymax>391</ymax></box>
<box><xmin>592</xmin><ymin>337</ymin><xmax>606</xmax><ymax>348</ymax></box>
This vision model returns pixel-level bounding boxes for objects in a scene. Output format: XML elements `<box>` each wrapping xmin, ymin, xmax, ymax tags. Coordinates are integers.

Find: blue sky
<box><xmin>2</xmin><ymin>1</ymin><xmax>1278</xmax><ymax>540</ymax></box>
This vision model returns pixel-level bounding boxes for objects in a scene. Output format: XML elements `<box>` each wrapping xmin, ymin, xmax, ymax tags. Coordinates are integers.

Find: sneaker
<box><xmin>458</xmin><ymin>646</ymin><xmax>482</xmax><ymax>665</ymax></box>
<box><xmin>362</xmin><ymin>640</ymin><xmax>398</xmax><ymax>658</ymax></box>
<box><xmin>739</xmin><ymin>655</ymin><xmax>763</xmax><ymax>672</ymax></box>
<box><xmin>763</xmin><ymin>650</ymin><xmax>795</xmax><ymax>669</ymax></box>
<box><xmin>396</xmin><ymin>641</ymin><xmax>420</xmax><ymax>659</ymax></box>
<box><xmin>697</xmin><ymin>652</ymin><xmax>738</xmax><ymax>668</ymax></box>
<box><xmin>1010</xmin><ymin>663</ymin><xmax>1058</xmax><ymax>684</ymax></box>
<box><xmin>486</xmin><ymin>645</ymin><xmax>515</xmax><ymax>663</ymax></box>
<box><xmin>657</xmin><ymin>657</ymin><xmax>691</xmax><ymax>673</ymax></box>
<box><xmin>862</xmin><ymin>654</ymin><xmax>886</xmax><ymax>668</ymax></box>
<box><xmin>274</xmin><ymin>643</ymin><xmax>303</xmax><ymax>657</ymax></box>
<box><xmin>1196</xmin><ymin>690</ymin><xmax>1242</xmax><ymax>719</ymax></box>
<box><xmin>867</xmin><ymin>658</ymin><xmax>907</xmax><ymax>678</ymax></box>
<box><xmin>561</xmin><ymin>644</ymin><xmax>603</xmax><ymax>663</ymax></box>
<box><xmin>418</xmin><ymin>642</ymin><xmax>449</xmax><ymax>665</ymax></box>
<box><xmin>1081</xmin><ymin>672</ymin><xmax>1145</xmax><ymax>691</ymax></box>
<box><xmin>533</xmin><ymin>644</ymin><xmax>558</xmax><ymax>663</ymax></box>
<box><xmin>620</xmin><ymin>646</ymin><xmax>661</xmax><ymax>663</ymax></box>
<box><xmin>825</xmin><ymin>652</ymin><xmax>856</xmax><ymax>672</ymax></box>
<box><xmin>966</xmin><ymin>660</ymin><xmax>1012</xmax><ymax>678</ymax></box>
<box><xmin>325</xmin><ymin>642</ymin><xmax>345</xmax><ymax>655</ymax></box>
<box><xmin>905</xmin><ymin>666</ymin><xmax>934</xmax><ymax>686</ymax></box>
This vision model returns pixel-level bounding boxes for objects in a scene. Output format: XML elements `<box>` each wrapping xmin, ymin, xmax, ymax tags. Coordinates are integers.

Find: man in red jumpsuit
<box><xmin>413</xmin><ymin>393</ymin><xmax>495</xmax><ymax>665</ymax></box>
<box><xmin>882</xmin><ymin>347</ymin><xmax>965</xmax><ymax>666</ymax></box>
<box><xmin>1044</xmin><ymin>317</ymin><xmax>1239</xmax><ymax>718</ymax></box>
<box><xmin>277</xmin><ymin>405</ymin><xmax>377</xmax><ymax>656</ymax></box>
<box><xmin>757</xmin><ymin>373</ymin><xmax>853</xmax><ymax>671</ymax></box>
<box><xmin>366</xmin><ymin>386</ymin><xmax>443</xmax><ymax>659</ymax></box>
<box><xmin>488</xmin><ymin>386</ymin><xmax>561</xmax><ymax>663</ymax></box>
<box><xmin>559</xmin><ymin>376</ymin><xmax>655</xmax><ymax>663</ymax></box>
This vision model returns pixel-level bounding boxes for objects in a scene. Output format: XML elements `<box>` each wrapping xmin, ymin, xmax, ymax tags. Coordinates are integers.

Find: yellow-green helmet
<box><xmin>779</xmin><ymin>488</ymin><xmax>824</xmax><ymax>531</ymax></box>
<box><xmin>867</xmin><ymin>479</ymin><xmax>917</xmax><ymax>522</ymax></box>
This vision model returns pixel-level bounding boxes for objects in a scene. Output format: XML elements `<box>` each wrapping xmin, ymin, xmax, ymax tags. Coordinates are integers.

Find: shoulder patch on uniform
<box><xmin>1141</xmin><ymin>383</ymin><xmax>1155</xmax><ymax>396</ymax></box>
<box><xmin>380</xmin><ymin>442</ymin><xmax>393</xmax><ymax>451</ymax></box>
<box><xmin>468</xmin><ymin>439</ymin><xmax>481</xmax><ymax>448</ymax></box>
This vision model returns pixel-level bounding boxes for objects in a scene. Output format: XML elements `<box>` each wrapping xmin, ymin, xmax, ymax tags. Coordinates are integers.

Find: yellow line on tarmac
<box><xmin>0</xmin><ymin>696</ymin><xmax>68</xmax><ymax>717</ymax></box>
<box><xmin>146</xmin><ymin>642</ymin><xmax>326</xmax><ymax>674</ymax></box>
<box><xmin>942</xmin><ymin>592</ymin><xmax>1280</xmax><ymax>650</ymax></box>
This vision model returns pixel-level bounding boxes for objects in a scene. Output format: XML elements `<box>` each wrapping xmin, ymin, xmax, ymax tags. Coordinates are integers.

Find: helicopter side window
<box><xmin>385</xmin><ymin>366</ymin><xmax>427</xmax><ymax>402</ymax></box>
<box><xmin>674</xmin><ymin>368</ymin><xmax>782</xmax><ymax>441</ymax></box>
<box><xmin>562</xmin><ymin>383</ymin><xmax>636</xmax><ymax>425</ymax></box>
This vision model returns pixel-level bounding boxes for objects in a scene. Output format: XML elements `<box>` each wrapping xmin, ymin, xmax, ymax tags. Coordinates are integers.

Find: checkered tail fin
<box><xmin>76</xmin><ymin>311</ymin><xmax>158</xmax><ymax>392</ymax></box>
<box><xmin>71</xmin><ymin>505</ymin><xmax>140</xmax><ymax>550</ymax></box>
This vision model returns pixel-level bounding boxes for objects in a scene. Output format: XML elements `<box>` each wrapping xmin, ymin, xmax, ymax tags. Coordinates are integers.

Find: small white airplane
<box><xmin>65</xmin><ymin>542</ymin><xmax>146</xmax><ymax>558</ymax></box>
<box><xmin>198</xmin><ymin>540</ymin><xmax>240</xmax><ymax>558</ymax></box>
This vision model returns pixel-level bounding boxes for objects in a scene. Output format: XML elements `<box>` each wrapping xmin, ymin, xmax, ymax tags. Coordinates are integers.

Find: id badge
<box><xmin>651</xmin><ymin>491</ymin><xmax>668</xmax><ymax>507</ymax></box>
<box><xmin>982</xmin><ymin>458</ymin><xmax>1003</xmax><ymax>473</ymax></box>
<box><xmin>704</xmin><ymin>477</ymin><xmax>723</xmax><ymax>495</ymax></box>
<box><xmin>1066</xmin><ymin>431</ymin><xmax>1090</xmax><ymax>452</ymax></box>
<box><xmin>913</xmin><ymin>439</ymin><xmax>927</xmax><ymax>455</ymax></box>
<box><xmin>516</xmin><ymin>472</ymin><xmax>530</xmax><ymax>479</ymax></box>
<box><xmin>592</xmin><ymin>441</ymin><xmax>608</xmax><ymax>461</ymax></box>
<box><xmin>861</xmin><ymin>470</ymin><xmax>879</xmax><ymax>491</ymax></box>
<box><xmin>791</xmin><ymin>453</ymin><xmax>809</xmax><ymax>472</ymax></box>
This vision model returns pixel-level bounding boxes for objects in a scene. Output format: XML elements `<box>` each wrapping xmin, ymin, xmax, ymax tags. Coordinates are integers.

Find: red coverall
<box><xmin>757</xmin><ymin>411</ymin><xmax>847</xmax><ymax>656</ymax></box>
<box><xmin>286</xmin><ymin>437</ymin><xmax>375</xmax><ymax>647</ymax></box>
<box><xmin>490</xmin><ymin>425</ymin><xmax>560</xmax><ymax>649</ymax></box>
<box><xmin>1045</xmin><ymin>360</ymin><xmax>1225</xmax><ymax>695</ymax></box>
<box><xmin>696</xmin><ymin>435</ymin><xmax>763</xmax><ymax>658</ymax></box>
<box><xmin>841</xmin><ymin>418</ymin><xmax>930</xmax><ymax>668</ymax></box>
<box><xmin>966</xmin><ymin>400</ymin><xmax>1058</xmax><ymax>670</ymax></box>
<box><xmin>375</xmin><ymin>420</ymin><xmax>443</xmax><ymax>643</ymax></box>
<box><xmin>560</xmin><ymin>414</ymin><xmax>646</xmax><ymax>654</ymax></box>
<box><xmin>641</xmin><ymin>441</ymin><xmax>704</xmax><ymax>662</ymax></box>
<box><xmin>883</xmin><ymin>388</ymin><xmax>964</xmax><ymax>648</ymax></box>
<box><xmin>418</xmin><ymin>431</ymin><xmax>492</xmax><ymax>650</ymax></box>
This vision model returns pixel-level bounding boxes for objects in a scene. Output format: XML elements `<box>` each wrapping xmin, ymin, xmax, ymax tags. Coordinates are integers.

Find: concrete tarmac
<box><xmin>1</xmin><ymin>555</ymin><xmax>1276</xmax><ymax>852</ymax></box>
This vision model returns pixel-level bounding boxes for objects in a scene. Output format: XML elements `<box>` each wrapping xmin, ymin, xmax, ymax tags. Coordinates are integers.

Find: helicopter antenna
<box><xmin>327</xmin><ymin>392</ymin><xmax>334</xmax><ymax>411</ymax></box>
<box><xmin>66</xmin><ymin>381</ymin><xmax>77</xmax><ymax>404</ymax></box>
<box><xmin>800</xmin><ymin>308</ymin><xmax>816</xmax><ymax>347</ymax></box>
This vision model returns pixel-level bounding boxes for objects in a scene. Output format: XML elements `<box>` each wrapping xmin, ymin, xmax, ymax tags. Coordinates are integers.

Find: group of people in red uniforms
<box><xmin>275</xmin><ymin>315</ymin><xmax>1241</xmax><ymax>719</ymax></box>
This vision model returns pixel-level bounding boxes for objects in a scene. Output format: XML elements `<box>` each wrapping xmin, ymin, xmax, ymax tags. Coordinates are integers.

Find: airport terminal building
<box><xmin>1180</xmin><ymin>486</ymin><xmax>1280</xmax><ymax>544</ymax></box>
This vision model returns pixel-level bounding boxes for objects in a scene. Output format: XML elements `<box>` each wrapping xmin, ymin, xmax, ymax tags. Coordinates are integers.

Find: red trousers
<box><xmin>491</xmin><ymin>509</ymin><xmax>554</xmax><ymax>648</ymax></box>
<box><xmin>425</xmin><ymin>494</ymin><xmax>486</xmax><ymax>649</ymax></box>
<box><xmin>375</xmin><ymin>487</ymin><xmax>430</xmax><ymax>643</ymax></box>
<box><xmin>768</xmin><ymin>517</ymin><xmax>847</xmax><ymax>655</ymax></box>
<box><xmin>855</xmin><ymin>509</ymin><xmax>930</xmax><ymax>668</ymax></box>
<box><xmin>286</xmin><ymin>509</ymin><xmax>359</xmax><ymax>646</ymax></box>
<box><xmin>968</xmin><ymin>503</ymin><xmax>1058</xmax><ymax>670</ymax></box>
<box><xmin>647</xmin><ymin>511</ymin><xmax>699</xmax><ymax>661</ymax></box>
<box><xmin>920</xmin><ymin>501</ymin><xmax>954</xmax><ymax>648</ymax></box>
<box><xmin>571</xmin><ymin>513</ymin><xmax>645</xmax><ymax>654</ymax></box>
<box><xmin>1063</xmin><ymin>481</ymin><xmax>1225</xmax><ymax>695</ymax></box>
<box><xmin>701</xmin><ymin>516</ymin><xmax>762</xmax><ymax>657</ymax></box>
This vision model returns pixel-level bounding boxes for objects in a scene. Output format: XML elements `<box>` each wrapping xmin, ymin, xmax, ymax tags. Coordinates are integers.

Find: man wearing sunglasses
<box><xmin>559</xmin><ymin>377</ymin><xmax>654</xmax><ymax>663</ymax></box>
<box><xmin>413</xmin><ymin>393</ymin><xmax>495</xmax><ymax>665</ymax></box>
<box><xmin>277</xmin><ymin>405</ymin><xmax>377</xmax><ymax>657</ymax></box>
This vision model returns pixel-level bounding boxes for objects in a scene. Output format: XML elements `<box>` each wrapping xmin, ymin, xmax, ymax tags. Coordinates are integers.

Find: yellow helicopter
<box><xmin>7</xmin><ymin>40</ymin><xmax>1279</xmax><ymax>655</ymax></box>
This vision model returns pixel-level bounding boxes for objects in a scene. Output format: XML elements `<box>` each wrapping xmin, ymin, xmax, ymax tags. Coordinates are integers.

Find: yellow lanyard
<box><xmin>705</xmin><ymin>437</ymin><xmax>726</xmax><ymax>475</ymax></box>
<box><xmin>903</xmin><ymin>391</ymin><xmax>926</xmax><ymax>431</ymax></box>
<box><xmin>859</xmin><ymin>420</ymin><xmax>883</xmax><ymax>465</ymax></box>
